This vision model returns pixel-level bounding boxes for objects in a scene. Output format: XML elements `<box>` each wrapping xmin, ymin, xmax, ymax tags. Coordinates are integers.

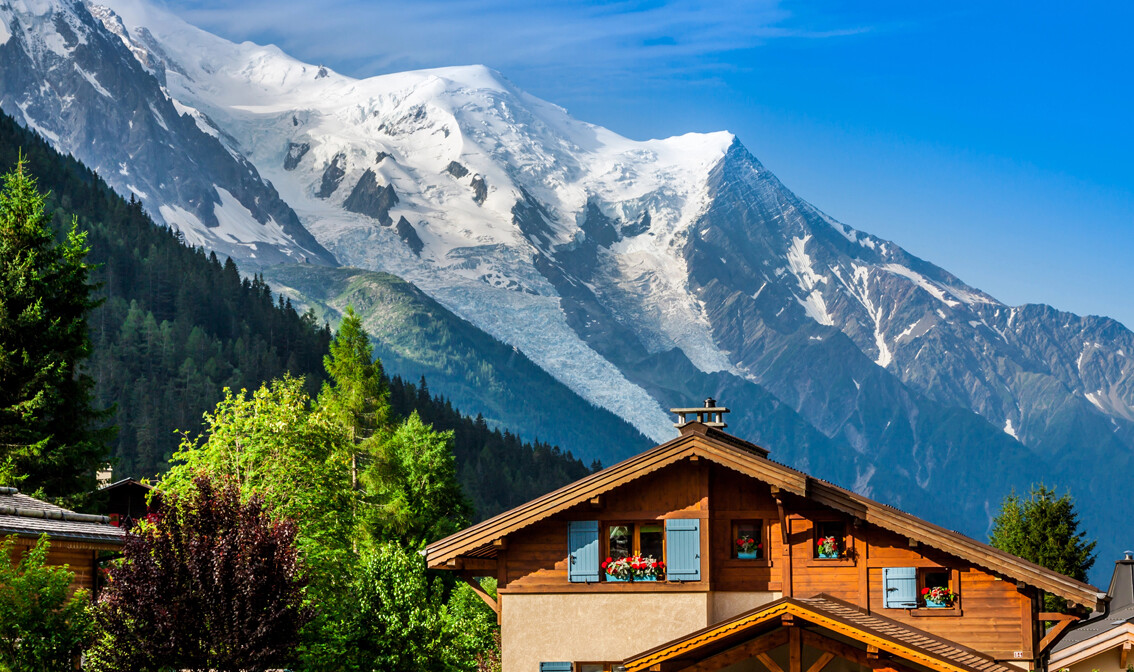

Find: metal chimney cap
<box><xmin>671</xmin><ymin>398</ymin><xmax>730</xmax><ymax>429</ymax></box>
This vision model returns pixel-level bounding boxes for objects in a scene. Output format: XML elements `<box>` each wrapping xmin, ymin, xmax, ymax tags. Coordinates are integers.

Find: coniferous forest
<box><xmin>0</xmin><ymin>108</ymin><xmax>591</xmax><ymax>519</ymax></box>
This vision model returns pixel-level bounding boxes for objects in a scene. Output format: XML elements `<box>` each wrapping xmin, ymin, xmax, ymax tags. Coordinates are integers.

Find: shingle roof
<box><xmin>623</xmin><ymin>594</ymin><xmax>1017</xmax><ymax>672</ymax></box>
<box><xmin>1054</xmin><ymin>554</ymin><xmax>1134</xmax><ymax>651</ymax></box>
<box><xmin>0</xmin><ymin>488</ymin><xmax>126</xmax><ymax>545</ymax></box>
<box><xmin>797</xmin><ymin>596</ymin><xmax>1014</xmax><ymax>672</ymax></box>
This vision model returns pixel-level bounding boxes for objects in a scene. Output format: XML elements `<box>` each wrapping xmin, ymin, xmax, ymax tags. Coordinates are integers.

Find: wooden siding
<box><xmin>493</xmin><ymin>459</ymin><xmax>1043</xmax><ymax>664</ymax></box>
<box><xmin>500</xmin><ymin>460</ymin><xmax>709</xmax><ymax>593</ymax></box>
<box><xmin>6</xmin><ymin>538</ymin><xmax>100</xmax><ymax>595</ymax></box>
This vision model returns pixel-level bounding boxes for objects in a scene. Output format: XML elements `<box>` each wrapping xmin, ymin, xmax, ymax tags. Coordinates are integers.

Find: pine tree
<box><xmin>989</xmin><ymin>484</ymin><xmax>1097</xmax><ymax>613</ymax></box>
<box><xmin>0</xmin><ymin>157</ymin><xmax>109</xmax><ymax>496</ymax></box>
<box><xmin>317</xmin><ymin>306</ymin><xmax>390</xmax><ymax>491</ymax></box>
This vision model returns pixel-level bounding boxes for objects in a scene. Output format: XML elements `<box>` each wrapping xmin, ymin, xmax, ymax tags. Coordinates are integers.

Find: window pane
<box><xmin>736</xmin><ymin>522</ymin><xmax>762</xmax><ymax>558</ymax></box>
<box><xmin>924</xmin><ymin>571</ymin><xmax>949</xmax><ymax>589</ymax></box>
<box><xmin>578</xmin><ymin>665</ymin><xmax>606</xmax><ymax>672</ymax></box>
<box><xmin>640</xmin><ymin>524</ymin><xmax>663</xmax><ymax>560</ymax></box>
<box><xmin>816</xmin><ymin>521</ymin><xmax>844</xmax><ymax>558</ymax></box>
<box><xmin>609</xmin><ymin>524</ymin><xmax>633</xmax><ymax>560</ymax></box>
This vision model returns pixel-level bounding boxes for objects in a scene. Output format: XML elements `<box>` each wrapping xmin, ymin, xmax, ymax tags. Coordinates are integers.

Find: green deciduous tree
<box><xmin>0</xmin><ymin>534</ymin><xmax>95</xmax><ymax>672</ymax></box>
<box><xmin>364</xmin><ymin>411</ymin><xmax>471</xmax><ymax>550</ymax></box>
<box><xmin>989</xmin><ymin>484</ymin><xmax>1097</xmax><ymax>612</ymax></box>
<box><xmin>341</xmin><ymin>544</ymin><xmax>498</xmax><ymax>672</ymax></box>
<box><xmin>160</xmin><ymin>376</ymin><xmax>357</xmax><ymax>669</ymax></box>
<box><xmin>0</xmin><ymin>157</ymin><xmax>109</xmax><ymax>498</ymax></box>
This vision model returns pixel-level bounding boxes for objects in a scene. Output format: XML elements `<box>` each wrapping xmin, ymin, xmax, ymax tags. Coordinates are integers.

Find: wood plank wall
<box><xmin>492</xmin><ymin>459</ymin><xmax>1036</xmax><ymax>661</ymax></box>
<box><xmin>6</xmin><ymin>537</ymin><xmax>101</xmax><ymax>595</ymax></box>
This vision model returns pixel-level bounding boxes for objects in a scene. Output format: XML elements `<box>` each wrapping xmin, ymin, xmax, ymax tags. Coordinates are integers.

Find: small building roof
<box><xmin>0</xmin><ymin>486</ymin><xmax>126</xmax><ymax>546</ymax></box>
<box><xmin>1052</xmin><ymin>552</ymin><xmax>1134</xmax><ymax>656</ymax></box>
<box><xmin>424</xmin><ymin>422</ymin><xmax>1104</xmax><ymax>610</ymax></box>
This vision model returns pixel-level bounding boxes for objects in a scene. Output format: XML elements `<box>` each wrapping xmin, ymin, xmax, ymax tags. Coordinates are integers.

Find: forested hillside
<box><xmin>0</xmin><ymin>109</ymin><xmax>591</xmax><ymax>518</ymax></box>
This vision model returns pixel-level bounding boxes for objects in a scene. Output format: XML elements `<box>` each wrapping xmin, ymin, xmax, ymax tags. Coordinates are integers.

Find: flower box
<box><xmin>921</xmin><ymin>586</ymin><xmax>957</xmax><ymax>608</ymax></box>
<box><xmin>601</xmin><ymin>555</ymin><xmax>664</xmax><ymax>582</ymax></box>
<box><xmin>735</xmin><ymin>535</ymin><xmax>762</xmax><ymax>560</ymax></box>
<box><xmin>816</xmin><ymin>536</ymin><xmax>839</xmax><ymax>559</ymax></box>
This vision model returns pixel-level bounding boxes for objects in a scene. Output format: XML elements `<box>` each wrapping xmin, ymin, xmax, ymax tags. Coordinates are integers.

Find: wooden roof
<box><xmin>423</xmin><ymin>422</ymin><xmax>1103</xmax><ymax>609</ymax></box>
<box><xmin>623</xmin><ymin>594</ymin><xmax>1018</xmax><ymax>672</ymax></box>
<box><xmin>0</xmin><ymin>487</ymin><xmax>125</xmax><ymax>547</ymax></box>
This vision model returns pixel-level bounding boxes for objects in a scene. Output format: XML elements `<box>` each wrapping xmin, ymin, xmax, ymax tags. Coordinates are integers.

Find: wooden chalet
<box><xmin>1</xmin><ymin>486</ymin><xmax>125</xmax><ymax>595</ymax></box>
<box><xmin>425</xmin><ymin>400</ymin><xmax>1106</xmax><ymax>672</ymax></box>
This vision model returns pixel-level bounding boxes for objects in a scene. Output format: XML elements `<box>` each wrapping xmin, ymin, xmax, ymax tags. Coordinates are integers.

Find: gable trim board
<box><xmin>623</xmin><ymin>594</ymin><xmax>1017</xmax><ymax>672</ymax></box>
<box><xmin>424</xmin><ymin>423</ymin><xmax>1102</xmax><ymax>609</ymax></box>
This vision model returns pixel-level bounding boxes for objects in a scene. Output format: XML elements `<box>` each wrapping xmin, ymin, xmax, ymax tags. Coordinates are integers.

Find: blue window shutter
<box><xmin>567</xmin><ymin>521</ymin><xmax>600</xmax><ymax>583</ymax></box>
<box><xmin>883</xmin><ymin>567</ymin><xmax>918</xmax><ymax>608</ymax></box>
<box><xmin>665</xmin><ymin>518</ymin><xmax>702</xmax><ymax>581</ymax></box>
<box><xmin>540</xmin><ymin>663</ymin><xmax>572</xmax><ymax>672</ymax></box>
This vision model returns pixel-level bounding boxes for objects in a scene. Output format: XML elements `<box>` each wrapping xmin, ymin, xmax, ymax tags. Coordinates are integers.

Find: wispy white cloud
<box><xmin>158</xmin><ymin>0</ymin><xmax>869</xmax><ymax>82</ymax></box>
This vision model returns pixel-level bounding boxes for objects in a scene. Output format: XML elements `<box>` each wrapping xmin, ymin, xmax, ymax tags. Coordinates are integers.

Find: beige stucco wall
<box><xmin>709</xmin><ymin>591</ymin><xmax>781</xmax><ymax>624</ymax></box>
<box><xmin>501</xmin><ymin>592</ymin><xmax>711</xmax><ymax>672</ymax></box>
<box><xmin>1054</xmin><ymin>647</ymin><xmax>1124</xmax><ymax>672</ymax></box>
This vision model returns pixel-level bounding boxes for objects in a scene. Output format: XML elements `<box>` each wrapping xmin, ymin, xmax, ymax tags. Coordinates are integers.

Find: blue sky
<box><xmin>162</xmin><ymin>0</ymin><xmax>1133</xmax><ymax>327</ymax></box>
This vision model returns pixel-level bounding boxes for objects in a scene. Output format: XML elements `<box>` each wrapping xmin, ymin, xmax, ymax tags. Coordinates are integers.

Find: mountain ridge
<box><xmin>4</xmin><ymin>0</ymin><xmax>1131</xmax><ymax>581</ymax></box>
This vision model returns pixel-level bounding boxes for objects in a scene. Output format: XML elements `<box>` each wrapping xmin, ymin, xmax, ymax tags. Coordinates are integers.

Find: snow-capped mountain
<box><xmin>0</xmin><ymin>0</ymin><xmax>335</xmax><ymax>264</ymax></box>
<box><xmin>6</xmin><ymin>0</ymin><xmax>1132</xmax><ymax>572</ymax></box>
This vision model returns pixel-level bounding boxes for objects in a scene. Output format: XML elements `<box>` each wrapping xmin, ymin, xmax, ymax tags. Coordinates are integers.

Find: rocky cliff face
<box><xmin>0</xmin><ymin>0</ymin><xmax>335</xmax><ymax>266</ymax></box>
<box><xmin>11</xmin><ymin>0</ymin><xmax>1132</xmax><ymax>578</ymax></box>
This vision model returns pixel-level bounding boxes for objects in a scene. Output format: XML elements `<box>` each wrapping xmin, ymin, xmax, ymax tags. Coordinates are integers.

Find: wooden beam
<box><xmin>1037</xmin><ymin>617</ymin><xmax>1080</xmax><ymax>654</ymax></box>
<box><xmin>1038</xmin><ymin>612</ymin><xmax>1080</xmax><ymax>622</ymax></box>
<box><xmin>677</xmin><ymin>629</ymin><xmax>789</xmax><ymax>672</ymax></box>
<box><xmin>772</xmin><ymin>487</ymin><xmax>789</xmax><ymax>545</ymax></box>
<box><xmin>789</xmin><ymin>626</ymin><xmax>802</xmax><ymax>672</ymax></box>
<box><xmin>461</xmin><ymin>557</ymin><xmax>497</xmax><ymax>572</ymax></box>
<box><xmin>799</xmin><ymin>630</ymin><xmax>921</xmax><ymax>672</ymax></box>
<box><xmin>458</xmin><ymin>575</ymin><xmax>499</xmax><ymax>616</ymax></box>
<box><xmin>1121</xmin><ymin>641</ymin><xmax>1131</xmax><ymax>669</ymax></box>
<box><xmin>756</xmin><ymin>653</ymin><xmax>785</xmax><ymax>672</ymax></box>
<box><xmin>805</xmin><ymin>653</ymin><xmax>835</xmax><ymax>672</ymax></box>
<box><xmin>867</xmin><ymin>645</ymin><xmax>880</xmax><ymax>660</ymax></box>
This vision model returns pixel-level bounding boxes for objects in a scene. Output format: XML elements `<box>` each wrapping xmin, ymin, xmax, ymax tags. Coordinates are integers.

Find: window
<box><xmin>731</xmin><ymin>520</ymin><xmax>764</xmax><ymax>559</ymax></box>
<box><xmin>919</xmin><ymin>568</ymin><xmax>958</xmax><ymax>608</ymax></box>
<box><xmin>883</xmin><ymin>566</ymin><xmax>960</xmax><ymax>613</ymax></box>
<box><xmin>577</xmin><ymin>664</ymin><xmax>615</xmax><ymax>672</ymax></box>
<box><xmin>606</xmin><ymin>523</ymin><xmax>664</xmax><ymax>561</ymax></box>
<box><xmin>814</xmin><ymin>521</ymin><xmax>845</xmax><ymax>559</ymax></box>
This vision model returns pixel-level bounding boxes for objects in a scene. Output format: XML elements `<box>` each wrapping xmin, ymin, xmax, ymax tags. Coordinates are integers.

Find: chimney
<box><xmin>671</xmin><ymin>397</ymin><xmax>729</xmax><ymax>429</ymax></box>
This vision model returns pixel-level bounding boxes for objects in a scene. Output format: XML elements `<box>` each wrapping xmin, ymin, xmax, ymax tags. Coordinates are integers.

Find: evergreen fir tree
<box><xmin>989</xmin><ymin>484</ymin><xmax>1097</xmax><ymax>613</ymax></box>
<box><xmin>0</xmin><ymin>157</ymin><xmax>109</xmax><ymax>496</ymax></box>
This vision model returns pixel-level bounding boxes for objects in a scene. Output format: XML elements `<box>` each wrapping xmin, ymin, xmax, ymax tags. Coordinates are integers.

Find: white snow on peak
<box><xmin>96</xmin><ymin>0</ymin><xmax>737</xmax><ymax>440</ymax></box>
<box><xmin>1003</xmin><ymin>417</ymin><xmax>1018</xmax><ymax>440</ymax></box>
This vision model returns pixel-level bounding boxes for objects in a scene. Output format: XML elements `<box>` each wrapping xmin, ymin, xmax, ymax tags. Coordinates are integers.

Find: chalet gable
<box><xmin>424</xmin><ymin>422</ymin><xmax>1103</xmax><ymax>610</ymax></box>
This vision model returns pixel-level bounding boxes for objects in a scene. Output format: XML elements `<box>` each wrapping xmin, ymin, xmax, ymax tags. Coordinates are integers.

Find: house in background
<box><xmin>97</xmin><ymin>477</ymin><xmax>161</xmax><ymax>529</ymax></box>
<box><xmin>1</xmin><ymin>486</ymin><xmax>125</xmax><ymax>594</ymax></box>
<box><xmin>1049</xmin><ymin>552</ymin><xmax>1134</xmax><ymax>672</ymax></box>
<box><xmin>426</xmin><ymin>400</ymin><xmax>1104</xmax><ymax>672</ymax></box>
